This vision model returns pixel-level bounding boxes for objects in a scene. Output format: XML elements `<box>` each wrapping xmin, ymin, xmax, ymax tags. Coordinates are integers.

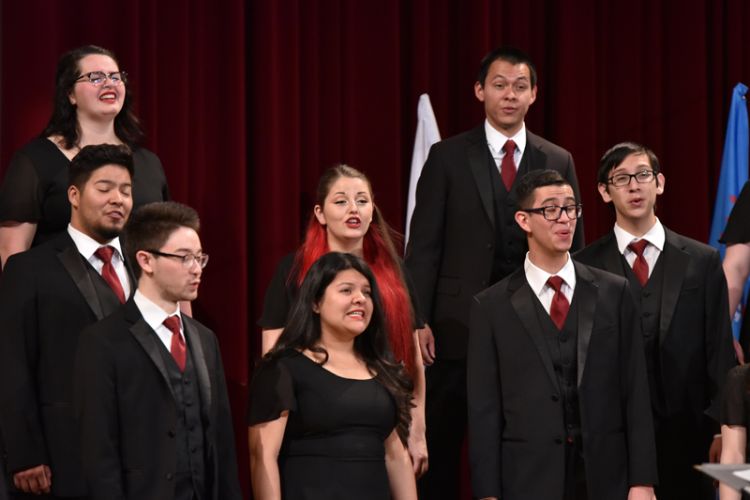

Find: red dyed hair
<box><xmin>291</xmin><ymin>165</ymin><xmax>416</xmax><ymax>374</ymax></box>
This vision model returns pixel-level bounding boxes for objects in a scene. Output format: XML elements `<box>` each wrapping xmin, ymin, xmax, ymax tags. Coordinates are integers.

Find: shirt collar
<box><xmin>613</xmin><ymin>218</ymin><xmax>665</xmax><ymax>254</ymax></box>
<box><xmin>67</xmin><ymin>223</ymin><xmax>124</xmax><ymax>261</ymax></box>
<box><xmin>484</xmin><ymin>119</ymin><xmax>527</xmax><ymax>157</ymax></box>
<box><xmin>133</xmin><ymin>289</ymin><xmax>181</xmax><ymax>332</ymax></box>
<box><xmin>524</xmin><ymin>252</ymin><xmax>576</xmax><ymax>297</ymax></box>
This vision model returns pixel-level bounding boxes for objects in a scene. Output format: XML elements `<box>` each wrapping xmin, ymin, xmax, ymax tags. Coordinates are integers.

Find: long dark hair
<box><xmin>40</xmin><ymin>45</ymin><xmax>144</xmax><ymax>149</ymax></box>
<box><xmin>291</xmin><ymin>164</ymin><xmax>416</xmax><ymax>374</ymax></box>
<box><xmin>269</xmin><ymin>252</ymin><xmax>414</xmax><ymax>443</ymax></box>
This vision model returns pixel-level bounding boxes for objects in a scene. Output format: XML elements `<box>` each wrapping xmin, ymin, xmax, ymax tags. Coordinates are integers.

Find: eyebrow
<box><xmin>612</xmin><ymin>164</ymin><xmax>651</xmax><ymax>173</ymax></box>
<box><xmin>94</xmin><ymin>180</ymin><xmax>132</xmax><ymax>187</ymax></box>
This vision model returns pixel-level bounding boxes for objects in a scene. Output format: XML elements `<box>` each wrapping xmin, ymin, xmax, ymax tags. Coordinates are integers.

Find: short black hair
<box><xmin>477</xmin><ymin>46</ymin><xmax>537</xmax><ymax>88</ymax></box>
<box><xmin>69</xmin><ymin>144</ymin><xmax>134</xmax><ymax>190</ymax></box>
<box><xmin>515</xmin><ymin>169</ymin><xmax>571</xmax><ymax>209</ymax></box>
<box><xmin>597</xmin><ymin>142</ymin><xmax>661</xmax><ymax>185</ymax></box>
<box><xmin>124</xmin><ymin>201</ymin><xmax>200</xmax><ymax>278</ymax></box>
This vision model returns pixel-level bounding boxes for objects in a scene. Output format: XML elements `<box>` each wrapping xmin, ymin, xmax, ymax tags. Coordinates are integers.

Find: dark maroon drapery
<box><xmin>3</xmin><ymin>1</ymin><xmax>750</xmax><ymax>498</ymax></box>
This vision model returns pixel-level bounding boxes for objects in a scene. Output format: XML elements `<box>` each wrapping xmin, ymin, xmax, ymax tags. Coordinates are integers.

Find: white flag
<box><xmin>405</xmin><ymin>94</ymin><xmax>441</xmax><ymax>246</ymax></box>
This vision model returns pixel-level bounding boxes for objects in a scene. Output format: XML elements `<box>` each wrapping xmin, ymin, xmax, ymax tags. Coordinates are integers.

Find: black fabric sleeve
<box><xmin>400</xmin><ymin>259</ymin><xmax>425</xmax><ymax>329</ymax></box>
<box><xmin>246</xmin><ymin>357</ymin><xmax>297</xmax><ymax>425</ymax></box>
<box><xmin>258</xmin><ymin>253</ymin><xmax>296</xmax><ymax>329</ymax></box>
<box><xmin>721</xmin><ymin>181</ymin><xmax>750</xmax><ymax>244</ymax></box>
<box><xmin>0</xmin><ymin>149</ymin><xmax>42</xmax><ymax>223</ymax></box>
<box><xmin>721</xmin><ymin>364</ymin><xmax>750</xmax><ymax>427</ymax></box>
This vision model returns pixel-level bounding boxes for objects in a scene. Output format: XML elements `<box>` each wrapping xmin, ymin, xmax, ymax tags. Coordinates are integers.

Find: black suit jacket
<box><xmin>405</xmin><ymin>124</ymin><xmax>583</xmax><ymax>358</ymax></box>
<box><xmin>0</xmin><ymin>232</ymin><xmax>132</xmax><ymax>496</ymax></box>
<box><xmin>73</xmin><ymin>300</ymin><xmax>242</xmax><ymax>500</ymax></box>
<box><xmin>574</xmin><ymin>228</ymin><xmax>736</xmax><ymax>423</ymax></box>
<box><xmin>467</xmin><ymin>262</ymin><xmax>657</xmax><ymax>499</ymax></box>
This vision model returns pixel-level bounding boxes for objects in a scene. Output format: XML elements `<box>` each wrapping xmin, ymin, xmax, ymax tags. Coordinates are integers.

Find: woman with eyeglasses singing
<box><xmin>257</xmin><ymin>164</ymin><xmax>429</xmax><ymax>479</ymax></box>
<box><xmin>0</xmin><ymin>45</ymin><xmax>170</xmax><ymax>268</ymax></box>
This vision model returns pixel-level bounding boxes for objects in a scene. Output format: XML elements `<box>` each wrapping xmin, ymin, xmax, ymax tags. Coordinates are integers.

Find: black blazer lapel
<box><xmin>508</xmin><ymin>270</ymin><xmax>560</xmax><ymax>392</ymax></box>
<box><xmin>125</xmin><ymin>301</ymin><xmax>177</xmax><ymax>401</ymax></box>
<box><xmin>573</xmin><ymin>263</ymin><xmax>598</xmax><ymax>386</ymax></box>
<box><xmin>519</xmin><ymin>131</ymin><xmax>548</xmax><ymax>178</ymax></box>
<box><xmin>56</xmin><ymin>235</ymin><xmax>106</xmax><ymax>320</ymax></box>
<box><xmin>467</xmin><ymin>126</ymin><xmax>496</xmax><ymax>228</ymax></box>
<box><xmin>660</xmin><ymin>230</ymin><xmax>688</xmax><ymax>346</ymax></box>
<box><xmin>597</xmin><ymin>232</ymin><xmax>625</xmax><ymax>275</ymax></box>
<box><xmin>184</xmin><ymin>317</ymin><xmax>212</xmax><ymax>418</ymax></box>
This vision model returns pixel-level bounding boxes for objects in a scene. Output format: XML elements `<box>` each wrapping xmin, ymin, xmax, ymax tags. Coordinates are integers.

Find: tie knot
<box><xmin>503</xmin><ymin>139</ymin><xmax>516</xmax><ymax>155</ymax></box>
<box><xmin>95</xmin><ymin>245</ymin><xmax>116</xmax><ymax>263</ymax></box>
<box><xmin>628</xmin><ymin>239</ymin><xmax>649</xmax><ymax>256</ymax></box>
<box><xmin>163</xmin><ymin>315</ymin><xmax>181</xmax><ymax>334</ymax></box>
<box><xmin>547</xmin><ymin>275</ymin><xmax>565</xmax><ymax>292</ymax></box>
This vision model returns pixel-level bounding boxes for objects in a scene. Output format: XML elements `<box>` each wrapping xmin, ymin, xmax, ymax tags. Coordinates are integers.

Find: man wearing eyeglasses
<box><xmin>574</xmin><ymin>142</ymin><xmax>735</xmax><ymax>500</ymax></box>
<box><xmin>0</xmin><ymin>144</ymin><xmax>135</xmax><ymax>499</ymax></box>
<box><xmin>468</xmin><ymin>169</ymin><xmax>657</xmax><ymax>500</ymax></box>
<box><xmin>73</xmin><ymin>201</ymin><xmax>242</xmax><ymax>500</ymax></box>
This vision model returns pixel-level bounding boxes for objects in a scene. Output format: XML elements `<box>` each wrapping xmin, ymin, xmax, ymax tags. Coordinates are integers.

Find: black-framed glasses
<box><xmin>75</xmin><ymin>71</ymin><xmax>128</xmax><ymax>86</ymax></box>
<box><xmin>146</xmin><ymin>250</ymin><xmax>209</xmax><ymax>269</ymax></box>
<box><xmin>607</xmin><ymin>170</ymin><xmax>655</xmax><ymax>187</ymax></box>
<box><xmin>521</xmin><ymin>204</ymin><xmax>582</xmax><ymax>221</ymax></box>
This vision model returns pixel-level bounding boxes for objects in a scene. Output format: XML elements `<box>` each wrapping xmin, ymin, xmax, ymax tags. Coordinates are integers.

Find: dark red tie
<box><xmin>628</xmin><ymin>239</ymin><xmax>650</xmax><ymax>287</ymax></box>
<box><xmin>94</xmin><ymin>246</ymin><xmax>126</xmax><ymax>303</ymax></box>
<box><xmin>163</xmin><ymin>315</ymin><xmax>186</xmax><ymax>372</ymax></box>
<box><xmin>501</xmin><ymin>139</ymin><xmax>517</xmax><ymax>190</ymax></box>
<box><xmin>547</xmin><ymin>276</ymin><xmax>570</xmax><ymax>330</ymax></box>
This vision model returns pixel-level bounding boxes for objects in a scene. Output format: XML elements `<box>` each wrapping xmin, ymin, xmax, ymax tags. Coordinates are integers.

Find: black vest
<box><xmin>157</xmin><ymin>338</ymin><xmax>207</xmax><ymax>500</ymax></box>
<box><xmin>486</xmin><ymin>150</ymin><xmax>528</xmax><ymax>283</ymax></box>
<box><xmin>534</xmin><ymin>294</ymin><xmax>582</xmax><ymax>451</ymax></box>
<box><xmin>621</xmin><ymin>251</ymin><xmax>668</xmax><ymax>417</ymax></box>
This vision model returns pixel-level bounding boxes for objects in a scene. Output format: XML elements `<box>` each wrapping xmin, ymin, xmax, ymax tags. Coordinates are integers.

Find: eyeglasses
<box><xmin>75</xmin><ymin>71</ymin><xmax>128</xmax><ymax>86</ymax></box>
<box><xmin>607</xmin><ymin>170</ymin><xmax>655</xmax><ymax>187</ymax></box>
<box><xmin>146</xmin><ymin>250</ymin><xmax>209</xmax><ymax>269</ymax></box>
<box><xmin>521</xmin><ymin>204</ymin><xmax>583</xmax><ymax>221</ymax></box>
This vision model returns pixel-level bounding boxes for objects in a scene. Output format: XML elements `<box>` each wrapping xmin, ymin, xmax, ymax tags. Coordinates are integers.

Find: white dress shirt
<box><xmin>133</xmin><ymin>290</ymin><xmax>184</xmax><ymax>351</ymax></box>
<box><xmin>67</xmin><ymin>224</ymin><xmax>131</xmax><ymax>297</ymax></box>
<box><xmin>524</xmin><ymin>252</ymin><xmax>576</xmax><ymax>314</ymax></box>
<box><xmin>485</xmin><ymin>119</ymin><xmax>527</xmax><ymax>172</ymax></box>
<box><xmin>613</xmin><ymin>218</ymin><xmax>665</xmax><ymax>279</ymax></box>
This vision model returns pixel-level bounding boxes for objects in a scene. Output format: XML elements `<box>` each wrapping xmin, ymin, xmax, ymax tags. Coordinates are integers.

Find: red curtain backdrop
<box><xmin>3</xmin><ymin>1</ymin><xmax>750</xmax><ymax>498</ymax></box>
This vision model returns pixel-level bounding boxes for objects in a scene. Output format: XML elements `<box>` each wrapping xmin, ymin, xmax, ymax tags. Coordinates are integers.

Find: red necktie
<box><xmin>628</xmin><ymin>239</ymin><xmax>650</xmax><ymax>287</ymax></box>
<box><xmin>94</xmin><ymin>246</ymin><xmax>126</xmax><ymax>303</ymax></box>
<box><xmin>547</xmin><ymin>275</ymin><xmax>570</xmax><ymax>330</ymax></box>
<box><xmin>163</xmin><ymin>315</ymin><xmax>187</xmax><ymax>372</ymax></box>
<box><xmin>501</xmin><ymin>139</ymin><xmax>517</xmax><ymax>190</ymax></box>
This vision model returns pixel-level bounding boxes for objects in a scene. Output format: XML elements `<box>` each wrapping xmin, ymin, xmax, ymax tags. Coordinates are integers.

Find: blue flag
<box><xmin>709</xmin><ymin>82</ymin><xmax>749</xmax><ymax>342</ymax></box>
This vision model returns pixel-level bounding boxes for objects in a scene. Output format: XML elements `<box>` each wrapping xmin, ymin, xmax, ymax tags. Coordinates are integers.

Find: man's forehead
<box><xmin>533</xmin><ymin>184</ymin><xmax>574</xmax><ymax>202</ymax></box>
<box><xmin>488</xmin><ymin>59</ymin><xmax>532</xmax><ymax>80</ymax></box>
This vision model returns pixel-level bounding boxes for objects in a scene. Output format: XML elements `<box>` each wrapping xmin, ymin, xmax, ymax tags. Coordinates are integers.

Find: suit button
<box><xmin>486</xmin><ymin>243</ymin><xmax>493</xmax><ymax>250</ymax></box>
<box><xmin>165</xmin><ymin>473</ymin><xmax>174</xmax><ymax>481</ymax></box>
<box><xmin>481</xmin><ymin>280</ymin><xmax>488</xmax><ymax>286</ymax></box>
<box><xmin>642</xmin><ymin>291</ymin><xmax>651</xmax><ymax>298</ymax></box>
<box><xmin>643</xmin><ymin>312</ymin><xmax>652</xmax><ymax>318</ymax></box>
<box><xmin>167</xmin><ymin>430</ymin><xmax>176</xmax><ymax>438</ymax></box>
<box><xmin>551</xmin><ymin>395</ymin><xmax>559</xmax><ymax>402</ymax></box>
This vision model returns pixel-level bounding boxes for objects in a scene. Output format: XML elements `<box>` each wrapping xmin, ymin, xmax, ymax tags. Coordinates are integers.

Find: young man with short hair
<box><xmin>468</xmin><ymin>169</ymin><xmax>657</xmax><ymax>500</ymax></box>
<box><xmin>575</xmin><ymin>142</ymin><xmax>736</xmax><ymax>500</ymax></box>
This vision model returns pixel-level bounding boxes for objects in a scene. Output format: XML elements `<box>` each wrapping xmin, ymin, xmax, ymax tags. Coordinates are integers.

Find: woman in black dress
<box><xmin>719</xmin><ymin>364</ymin><xmax>750</xmax><ymax>500</ymax></box>
<box><xmin>248</xmin><ymin>252</ymin><xmax>417</xmax><ymax>500</ymax></box>
<box><xmin>721</xmin><ymin>180</ymin><xmax>750</xmax><ymax>361</ymax></box>
<box><xmin>0</xmin><ymin>45</ymin><xmax>169</xmax><ymax>267</ymax></box>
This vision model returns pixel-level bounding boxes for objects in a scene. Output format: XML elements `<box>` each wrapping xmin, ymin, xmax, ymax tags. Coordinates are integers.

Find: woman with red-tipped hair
<box><xmin>258</xmin><ymin>164</ymin><xmax>428</xmax><ymax>477</ymax></box>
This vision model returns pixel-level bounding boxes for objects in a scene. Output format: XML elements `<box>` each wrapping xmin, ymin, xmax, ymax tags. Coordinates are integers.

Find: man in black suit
<box><xmin>574</xmin><ymin>142</ymin><xmax>736</xmax><ymax>500</ymax></box>
<box><xmin>405</xmin><ymin>46</ymin><xmax>584</xmax><ymax>497</ymax></box>
<box><xmin>74</xmin><ymin>201</ymin><xmax>242</xmax><ymax>500</ymax></box>
<box><xmin>468</xmin><ymin>169</ymin><xmax>657</xmax><ymax>500</ymax></box>
<box><xmin>0</xmin><ymin>145</ymin><xmax>135</xmax><ymax>499</ymax></box>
